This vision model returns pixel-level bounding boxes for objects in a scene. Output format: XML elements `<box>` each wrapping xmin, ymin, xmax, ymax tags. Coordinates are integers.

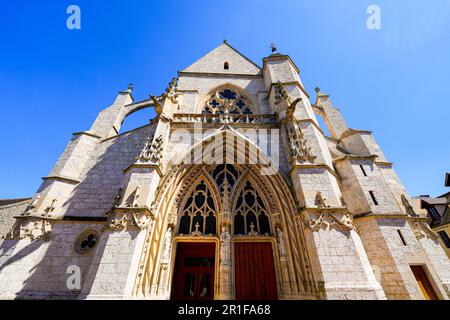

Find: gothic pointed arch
<box><xmin>133</xmin><ymin>131</ymin><xmax>317</xmax><ymax>298</ymax></box>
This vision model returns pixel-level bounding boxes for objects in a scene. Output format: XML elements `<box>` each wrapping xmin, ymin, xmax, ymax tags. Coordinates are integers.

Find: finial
<box><xmin>315</xmin><ymin>87</ymin><xmax>320</xmax><ymax>94</ymax></box>
<box><xmin>128</xmin><ymin>83</ymin><xmax>133</xmax><ymax>92</ymax></box>
<box><xmin>270</xmin><ymin>42</ymin><xmax>277</xmax><ymax>53</ymax></box>
<box><xmin>223</xmin><ymin>39</ymin><xmax>228</xmax><ymax>44</ymax></box>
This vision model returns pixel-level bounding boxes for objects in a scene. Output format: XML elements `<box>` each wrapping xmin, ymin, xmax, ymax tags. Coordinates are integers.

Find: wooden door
<box><xmin>171</xmin><ymin>242</ymin><xmax>215</xmax><ymax>300</ymax></box>
<box><xmin>235</xmin><ymin>242</ymin><xmax>277</xmax><ymax>300</ymax></box>
<box><xmin>411</xmin><ymin>265</ymin><xmax>439</xmax><ymax>300</ymax></box>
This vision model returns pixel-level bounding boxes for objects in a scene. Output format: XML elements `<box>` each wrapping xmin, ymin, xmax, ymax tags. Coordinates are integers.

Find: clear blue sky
<box><xmin>0</xmin><ymin>1</ymin><xmax>449</xmax><ymax>199</ymax></box>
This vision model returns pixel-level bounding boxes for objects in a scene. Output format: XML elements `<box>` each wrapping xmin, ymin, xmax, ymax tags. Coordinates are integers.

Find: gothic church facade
<box><xmin>1</xmin><ymin>42</ymin><xmax>449</xmax><ymax>300</ymax></box>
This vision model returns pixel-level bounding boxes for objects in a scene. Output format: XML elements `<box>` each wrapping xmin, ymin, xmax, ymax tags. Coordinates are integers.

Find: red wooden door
<box><xmin>171</xmin><ymin>242</ymin><xmax>215</xmax><ymax>300</ymax></box>
<box><xmin>235</xmin><ymin>242</ymin><xmax>277</xmax><ymax>300</ymax></box>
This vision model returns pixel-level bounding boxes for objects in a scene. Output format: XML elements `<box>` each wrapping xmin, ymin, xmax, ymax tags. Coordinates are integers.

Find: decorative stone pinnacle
<box><xmin>315</xmin><ymin>87</ymin><xmax>320</xmax><ymax>94</ymax></box>
<box><xmin>223</xmin><ymin>39</ymin><xmax>228</xmax><ymax>44</ymax></box>
<box><xmin>128</xmin><ymin>83</ymin><xmax>133</xmax><ymax>92</ymax></box>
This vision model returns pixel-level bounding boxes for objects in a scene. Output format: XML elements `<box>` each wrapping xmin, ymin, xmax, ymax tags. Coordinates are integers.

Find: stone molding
<box><xmin>42</xmin><ymin>175</ymin><xmax>81</xmax><ymax>184</ymax></box>
<box><xmin>340</xmin><ymin>128</ymin><xmax>373</xmax><ymax>140</ymax></box>
<box><xmin>102</xmin><ymin>207</ymin><xmax>155</xmax><ymax>232</ymax></box>
<box><xmin>4</xmin><ymin>216</ymin><xmax>52</xmax><ymax>241</ymax></box>
<box><xmin>298</xmin><ymin>208</ymin><xmax>359</xmax><ymax>234</ymax></box>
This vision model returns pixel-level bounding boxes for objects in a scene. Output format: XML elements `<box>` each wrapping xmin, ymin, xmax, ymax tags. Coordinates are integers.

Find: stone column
<box><xmin>218</xmin><ymin>178</ymin><xmax>232</xmax><ymax>299</ymax></box>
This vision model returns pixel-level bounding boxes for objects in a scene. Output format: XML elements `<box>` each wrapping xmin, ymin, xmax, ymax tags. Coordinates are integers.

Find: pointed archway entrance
<box><xmin>133</xmin><ymin>129</ymin><xmax>318</xmax><ymax>300</ymax></box>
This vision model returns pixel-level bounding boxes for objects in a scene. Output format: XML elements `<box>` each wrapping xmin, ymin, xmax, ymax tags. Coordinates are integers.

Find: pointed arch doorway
<box><xmin>170</xmin><ymin>165</ymin><xmax>279</xmax><ymax>300</ymax></box>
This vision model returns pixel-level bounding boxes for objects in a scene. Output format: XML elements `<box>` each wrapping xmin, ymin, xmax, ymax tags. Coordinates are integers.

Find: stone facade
<box><xmin>0</xmin><ymin>42</ymin><xmax>449</xmax><ymax>300</ymax></box>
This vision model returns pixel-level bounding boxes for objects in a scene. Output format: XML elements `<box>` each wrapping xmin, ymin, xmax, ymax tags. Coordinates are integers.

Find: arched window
<box><xmin>202</xmin><ymin>88</ymin><xmax>254</xmax><ymax>116</ymax></box>
<box><xmin>233</xmin><ymin>180</ymin><xmax>271</xmax><ymax>236</ymax></box>
<box><xmin>178</xmin><ymin>179</ymin><xmax>217</xmax><ymax>236</ymax></box>
<box><xmin>224</xmin><ymin>62</ymin><xmax>229</xmax><ymax>70</ymax></box>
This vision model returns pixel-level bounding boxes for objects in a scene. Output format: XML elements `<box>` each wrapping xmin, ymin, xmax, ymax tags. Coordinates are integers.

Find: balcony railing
<box><xmin>172</xmin><ymin>113</ymin><xmax>278</xmax><ymax>125</ymax></box>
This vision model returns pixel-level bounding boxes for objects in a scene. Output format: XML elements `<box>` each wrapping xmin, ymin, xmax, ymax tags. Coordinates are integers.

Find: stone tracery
<box><xmin>202</xmin><ymin>88</ymin><xmax>254</xmax><ymax>118</ymax></box>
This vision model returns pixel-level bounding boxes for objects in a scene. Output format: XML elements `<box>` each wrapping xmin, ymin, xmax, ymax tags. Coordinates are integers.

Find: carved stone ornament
<box><xmin>274</xmin><ymin>81</ymin><xmax>288</xmax><ymax>105</ymax></box>
<box><xmin>161</xmin><ymin>77</ymin><xmax>180</xmax><ymax>104</ymax></box>
<box><xmin>411</xmin><ymin>220</ymin><xmax>439</xmax><ymax>241</ymax></box>
<box><xmin>315</xmin><ymin>191</ymin><xmax>330</xmax><ymax>208</ymax></box>
<box><xmin>103</xmin><ymin>210</ymin><xmax>153</xmax><ymax>232</ymax></box>
<box><xmin>161</xmin><ymin>227</ymin><xmax>173</xmax><ymax>264</ymax></box>
<box><xmin>287</xmin><ymin>130</ymin><xmax>315</xmax><ymax>163</ymax></box>
<box><xmin>285</xmin><ymin>98</ymin><xmax>301</xmax><ymax>119</ymax></box>
<box><xmin>276</xmin><ymin>227</ymin><xmax>286</xmax><ymax>257</ymax></box>
<box><xmin>4</xmin><ymin>217</ymin><xmax>52</xmax><ymax>241</ymax></box>
<box><xmin>301</xmin><ymin>211</ymin><xmax>359</xmax><ymax>234</ymax></box>
<box><xmin>220</xmin><ymin>230</ymin><xmax>231</xmax><ymax>267</ymax></box>
<box><xmin>137</xmin><ymin>135</ymin><xmax>164</xmax><ymax>165</ymax></box>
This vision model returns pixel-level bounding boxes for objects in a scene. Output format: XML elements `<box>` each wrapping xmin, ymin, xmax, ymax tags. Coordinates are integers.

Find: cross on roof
<box><xmin>270</xmin><ymin>43</ymin><xmax>277</xmax><ymax>53</ymax></box>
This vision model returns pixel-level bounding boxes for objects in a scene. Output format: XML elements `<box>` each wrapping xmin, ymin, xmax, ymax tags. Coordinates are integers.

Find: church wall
<box><xmin>336</xmin><ymin>159</ymin><xmax>401</xmax><ymax>214</ymax></box>
<box><xmin>303</xmin><ymin>227</ymin><xmax>385</xmax><ymax>300</ymax></box>
<box><xmin>64</xmin><ymin>124</ymin><xmax>155</xmax><ymax>217</ymax></box>
<box><xmin>177</xmin><ymin>76</ymin><xmax>267</xmax><ymax>114</ymax></box>
<box><xmin>81</xmin><ymin>229</ymin><xmax>145</xmax><ymax>299</ymax></box>
<box><xmin>378</xmin><ymin>165</ymin><xmax>410</xmax><ymax>213</ymax></box>
<box><xmin>0</xmin><ymin>222</ymin><xmax>102</xmax><ymax>299</ymax></box>
<box><xmin>48</xmin><ymin>134</ymin><xmax>99</xmax><ymax>180</ymax></box>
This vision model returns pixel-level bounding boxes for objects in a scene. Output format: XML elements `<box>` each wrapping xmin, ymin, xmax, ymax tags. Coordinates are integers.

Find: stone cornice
<box><xmin>289</xmin><ymin>163</ymin><xmax>339</xmax><ymax>179</ymax></box>
<box><xmin>353</xmin><ymin>211</ymin><xmax>408</xmax><ymax>220</ymax></box>
<box><xmin>42</xmin><ymin>175</ymin><xmax>80</xmax><ymax>184</ymax></box>
<box><xmin>340</xmin><ymin>128</ymin><xmax>373</xmax><ymax>140</ymax></box>
<box><xmin>333</xmin><ymin>154</ymin><xmax>378</xmax><ymax>164</ymax></box>
<box><xmin>375</xmin><ymin>161</ymin><xmax>394</xmax><ymax>167</ymax></box>
<box><xmin>177</xmin><ymin>89</ymin><xmax>199</xmax><ymax>94</ymax></box>
<box><xmin>297</xmin><ymin>207</ymin><xmax>348</xmax><ymax>214</ymax></box>
<box><xmin>62</xmin><ymin>216</ymin><xmax>108</xmax><ymax>222</ymax></box>
<box><xmin>72</xmin><ymin>131</ymin><xmax>101</xmax><ymax>139</ymax></box>
<box><xmin>123</xmin><ymin>162</ymin><xmax>163</xmax><ymax>177</ymax></box>
<box><xmin>170</xmin><ymin>122</ymin><xmax>278</xmax><ymax>130</ymax></box>
<box><xmin>177</xmin><ymin>71</ymin><xmax>262</xmax><ymax>79</ymax></box>
<box><xmin>112</xmin><ymin>206</ymin><xmax>155</xmax><ymax>219</ymax></box>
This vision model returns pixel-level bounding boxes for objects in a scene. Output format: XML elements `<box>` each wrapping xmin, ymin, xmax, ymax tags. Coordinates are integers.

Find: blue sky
<box><xmin>0</xmin><ymin>0</ymin><xmax>449</xmax><ymax>198</ymax></box>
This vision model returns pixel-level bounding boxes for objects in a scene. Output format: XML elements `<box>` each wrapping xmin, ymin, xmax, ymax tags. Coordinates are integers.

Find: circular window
<box><xmin>74</xmin><ymin>230</ymin><xmax>99</xmax><ymax>254</ymax></box>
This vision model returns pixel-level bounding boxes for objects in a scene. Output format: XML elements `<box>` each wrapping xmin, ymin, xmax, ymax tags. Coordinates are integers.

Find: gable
<box><xmin>182</xmin><ymin>42</ymin><xmax>261</xmax><ymax>75</ymax></box>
